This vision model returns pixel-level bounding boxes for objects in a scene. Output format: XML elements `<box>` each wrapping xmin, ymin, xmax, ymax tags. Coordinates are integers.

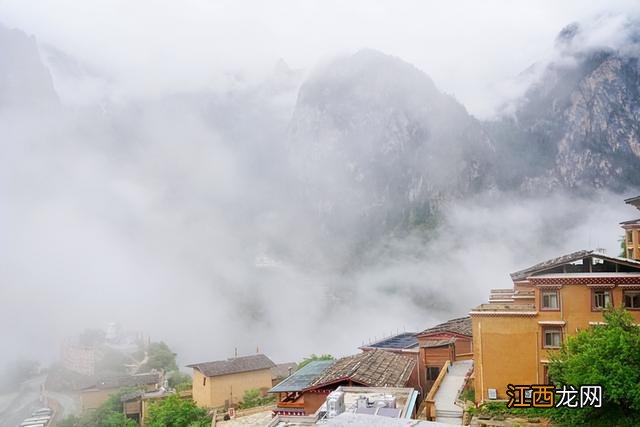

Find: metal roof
<box><xmin>361</xmin><ymin>333</ymin><xmax>418</xmax><ymax>350</ymax></box>
<box><xmin>269</xmin><ymin>360</ymin><xmax>335</xmax><ymax>393</ymax></box>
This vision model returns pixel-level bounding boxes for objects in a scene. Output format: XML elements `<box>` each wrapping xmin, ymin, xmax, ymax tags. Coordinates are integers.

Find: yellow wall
<box><xmin>192</xmin><ymin>368</ymin><xmax>273</xmax><ymax>409</ymax></box>
<box><xmin>473</xmin><ymin>283</ymin><xmax>640</xmax><ymax>402</ymax></box>
<box><xmin>81</xmin><ymin>384</ymin><xmax>156</xmax><ymax>412</ymax></box>
<box><xmin>624</xmin><ymin>228</ymin><xmax>640</xmax><ymax>260</ymax></box>
<box><xmin>81</xmin><ymin>389</ymin><xmax>113</xmax><ymax>411</ymax></box>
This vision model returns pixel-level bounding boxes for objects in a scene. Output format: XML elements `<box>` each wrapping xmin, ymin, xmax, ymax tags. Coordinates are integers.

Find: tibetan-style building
<box><xmin>471</xmin><ymin>249</ymin><xmax>640</xmax><ymax>402</ymax></box>
<box><xmin>622</xmin><ymin>196</ymin><xmax>640</xmax><ymax>260</ymax></box>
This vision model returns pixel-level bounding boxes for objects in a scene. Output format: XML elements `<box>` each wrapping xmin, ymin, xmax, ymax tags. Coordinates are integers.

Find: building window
<box><xmin>203</xmin><ymin>377</ymin><xmax>206</xmax><ymax>386</ymax></box>
<box><xmin>624</xmin><ymin>291</ymin><xmax>640</xmax><ymax>309</ymax></box>
<box><xmin>426</xmin><ymin>367</ymin><xmax>440</xmax><ymax>381</ymax></box>
<box><xmin>629</xmin><ymin>249</ymin><xmax>636</xmax><ymax>259</ymax></box>
<box><xmin>629</xmin><ymin>231</ymin><xmax>634</xmax><ymax>244</ymax></box>
<box><xmin>592</xmin><ymin>289</ymin><xmax>612</xmax><ymax>310</ymax></box>
<box><xmin>543</xmin><ymin>327</ymin><xmax>562</xmax><ymax>348</ymax></box>
<box><xmin>541</xmin><ymin>290</ymin><xmax>559</xmax><ymax>310</ymax></box>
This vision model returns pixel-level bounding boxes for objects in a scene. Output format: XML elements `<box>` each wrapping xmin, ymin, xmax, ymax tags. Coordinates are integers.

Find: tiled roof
<box><xmin>89</xmin><ymin>373</ymin><xmax>160</xmax><ymax>390</ymax></box>
<box><xmin>271</xmin><ymin>362</ymin><xmax>298</xmax><ymax>380</ymax></box>
<box><xmin>420</xmin><ymin>338</ymin><xmax>456</xmax><ymax>348</ymax></box>
<box><xmin>270</xmin><ymin>360</ymin><xmax>335</xmax><ymax>393</ymax></box>
<box><xmin>510</xmin><ymin>250</ymin><xmax>592</xmax><ymax>281</ymax></box>
<box><xmin>625</xmin><ymin>196</ymin><xmax>640</xmax><ymax>210</ymax></box>
<box><xmin>361</xmin><ymin>333</ymin><xmax>418</xmax><ymax>350</ymax></box>
<box><xmin>620</xmin><ymin>219</ymin><xmax>640</xmax><ymax>225</ymax></box>
<box><xmin>305</xmin><ymin>349</ymin><xmax>415</xmax><ymax>389</ymax></box>
<box><xmin>510</xmin><ymin>250</ymin><xmax>640</xmax><ymax>281</ymax></box>
<box><xmin>187</xmin><ymin>354</ymin><xmax>276</xmax><ymax>377</ymax></box>
<box><xmin>416</xmin><ymin>317</ymin><xmax>472</xmax><ymax>338</ymax></box>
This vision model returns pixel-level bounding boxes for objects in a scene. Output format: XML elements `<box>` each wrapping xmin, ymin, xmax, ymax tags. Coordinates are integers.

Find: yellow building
<box><xmin>471</xmin><ymin>250</ymin><xmax>640</xmax><ymax>403</ymax></box>
<box><xmin>622</xmin><ymin>196</ymin><xmax>640</xmax><ymax>260</ymax></box>
<box><xmin>80</xmin><ymin>373</ymin><xmax>160</xmax><ymax>412</ymax></box>
<box><xmin>187</xmin><ymin>354</ymin><xmax>275</xmax><ymax>409</ymax></box>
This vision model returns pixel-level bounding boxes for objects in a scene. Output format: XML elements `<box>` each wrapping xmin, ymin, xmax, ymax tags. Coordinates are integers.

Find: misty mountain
<box><xmin>489</xmin><ymin>22</ymin><xmax>640</xmax><ymax>193</ymax></box>
<box><xmin>0</xmin><ymin>22</ymin><xmax>58</xmax><ymax>111</ymax></box>
<box><xmin>288</xmin><ymin>49</ymin><xmax>494</xmax><ymax>238</ymax></box>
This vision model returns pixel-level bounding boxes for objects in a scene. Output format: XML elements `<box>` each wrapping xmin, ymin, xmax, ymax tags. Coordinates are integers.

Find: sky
<box><xmin>0</xmin><ymin>1</ymin><xmax>638</xmax><ymax>117</ymax></box>
<box><xmin>1</xmin><ymin>1</ymin><xmax>640</xmax><ymax>375</ymax></box>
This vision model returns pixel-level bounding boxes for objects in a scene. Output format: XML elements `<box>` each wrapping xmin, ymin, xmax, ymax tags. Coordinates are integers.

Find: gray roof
<box><xmin>305</xmin><ymin>350</ymin><xmax>415</xmax><ymax>389</ymax></box>
<box><xmin>420</xmin><ymin>338</ymin><xmax>456</xmax><ymax>348</ymax></box>
<box><xmin>510</xmin><ymin>250</ymin><xmax>640</xmax><ymax>281</ymax></box>
<box><xmin>270</xmin><ymin>360</ymin><xmax>335</xmax><ymax>393</ymax></box>
<box><xmin>271</xmin><ymin>362</ymin><xmax>298</xmax><ymax>380</ymax></box>
<box><xmin>187</xmin><ymin>354</ymin><xmax>276</xmax><ymax>377</ymax></box>
<box><xmin>87</xmin><ymin>373</ymin><xmax>159</xmax><ymax>390</ymax></box>
<box><xmin>625</xmin><ymin>196</ymin><xmax>640</xmax><ymax>210</ymax></box>
<box><xmin>417</xmin><ymin>317</ymin><xmax>472</xmax><ymax>338</ymax></box>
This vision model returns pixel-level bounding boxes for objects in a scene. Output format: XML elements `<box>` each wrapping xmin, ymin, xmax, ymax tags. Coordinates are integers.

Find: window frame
<box><xmin>591</xmin><ymin>288</ymin><xmax>612</xmax><ymax>311</ymax></box>
<box><xmin>542</xmin><ymin>326</ymin><xmax>562</xmax><ymax>349</ymax></box>
<box><xmin>426</xmin><ymin>366</ymin><xmax>440</xmax><ymax>381</ymax></box>
<box><xmin>623</xmin><ymin>291</ymin><xmax>640</xmax><ymax>310</ymax></box>
<box><xmin>540</xmin><ymin>290</ymin><xmax>560</xmax><ymax>311</ymax></box>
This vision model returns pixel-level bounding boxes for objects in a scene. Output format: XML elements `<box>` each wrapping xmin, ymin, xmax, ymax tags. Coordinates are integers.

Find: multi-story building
<box><xmin>622</xmin><ymin>196</ymin><xmax>640</xmax><ymax>260</ymax></box>
<box><xmin>470</xmin><ymin>247</ymin><xmax>640</xmax><ymax>403</ymax></box>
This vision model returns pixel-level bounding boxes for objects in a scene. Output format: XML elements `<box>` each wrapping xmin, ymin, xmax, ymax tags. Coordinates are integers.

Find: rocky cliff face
<box><xmin>490</xmin><ymin>22</ymin><xmax>640</xmax><ymax>193</ymax></box>
<box><xmin>0</xmin><ymin>23</ymin><xmax>58</xmax><ymax>112</ymax></box>
<box><xmin>288</xmin><ymin>49</ymin><xmax>494</xmax><ymax>236</ymax></box>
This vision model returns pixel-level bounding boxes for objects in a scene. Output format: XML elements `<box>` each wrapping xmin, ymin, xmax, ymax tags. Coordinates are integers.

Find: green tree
<box><xmin>168</xmin><ymin>370</ymin><xmax>192</xmax><ymax>391</ymax></box>
<box><xmin>146</xmin><ymin>394</ymin><xmax>210</xmax><ymax>427</ymax></box>
<box><xmin>142</xmin><ymin>341</ymin><xmax>178</xmax><ymax>372</ymax></box>
<box><xmin>57</xmin><ymin>390</ymin><xmax>138</xmax><ymax>427</ymax></box>
<box><xmin>620</xmin><ymin>234</ymin><xmax>627</xmax><ymax>257</ymax></box>
<box><xmin>548</xmin><ymin>307</ymin><xmax>640</xmax><ymax>425</ymax></box>
<box><xmin>297</xmin><ymin>354</ymin><xmax>334</xmax><ymax>370</ymax></box>
<box><xmin>237</xmin><ymin>388</ymin><xmax>275</xmax><ymax>409</ymax></box>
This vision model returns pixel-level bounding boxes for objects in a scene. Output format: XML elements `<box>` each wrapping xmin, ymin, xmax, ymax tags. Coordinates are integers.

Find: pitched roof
<box><xmin>510</xmin><ymin>250</ymin><xmax>640</xmax><ymax>281</ymax></box>
<box><xmin>269</xmin><ymin>360</ymin><xmax>335</xmax><ymax>393</ymax></box>
<box><xmin>87</xmin><ymin>372</ymin><xmax>160</xmax><ymax>390</ymax></box>
<box><xmin>416</xmin><ymin>317</ymin><xmax>472</xmax><ymax>338</ymax></box>
<box><xmin>419</xmin><ymin>338</ymin><xmax>456</xmax><ymax>348</ymax></box>
<box><xmin>271</xmin><ymin>362</ymin><xmax>298</xmax><ymax>380</ymax></box>
<box><xmin>360</xmin><ymin>332</ymin><xmax>418</xmax><ymax>350</ymax></box>
<box><xmin>305</xmin><ymin>349</ymin><xmax>415</xmax><ymax>390</ymax></box>
<box><xmin>187</xmin><ymin>354</ymin><xmax>276</xmax><ymax>377</ymax></box>
<box><xmin>625</xmin><ymin>196</ymin><xmax>640</xmax><ymax>210</ymax></box>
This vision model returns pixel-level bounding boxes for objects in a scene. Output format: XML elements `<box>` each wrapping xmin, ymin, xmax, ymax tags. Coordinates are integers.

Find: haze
<box><xmin>1</xmin><ymin>1</ymin><xmax>639</xmax><ymax>373</ymax></box>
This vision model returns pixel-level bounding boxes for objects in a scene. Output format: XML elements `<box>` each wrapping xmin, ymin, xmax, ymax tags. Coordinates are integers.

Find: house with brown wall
<box><xmin>187</xmin><ymin>353</ymin><xmax>275</xmax><ymax>409</ymax></box>
<box><xmin>415</xmin><ymin>317</ymin><xmax>472</xmax><ymax>393</ymax></box>
<box><xmin>270</xmin><ymin>349</ymin><xmax>416</xmax><ymax>416</ymax></box>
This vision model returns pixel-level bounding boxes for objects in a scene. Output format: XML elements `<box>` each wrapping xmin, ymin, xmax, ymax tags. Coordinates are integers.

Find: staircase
<box><xmin>433</xmin><ymin>360</ymin><xmax>473</xmax><ymax>425</ymax></box>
